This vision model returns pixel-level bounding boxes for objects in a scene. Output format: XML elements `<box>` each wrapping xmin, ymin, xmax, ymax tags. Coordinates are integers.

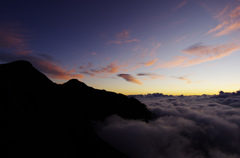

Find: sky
<box><xmin>1</xmin><ymin>0</ymin><xmax>240</xmax><ymax>95</ymax></box>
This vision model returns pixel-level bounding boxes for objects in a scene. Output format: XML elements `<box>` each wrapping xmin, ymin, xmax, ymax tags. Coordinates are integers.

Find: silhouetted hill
<box><xmin>0</xmin><ymin>60</ymin><xmax>152</xmax><ymax>158</ymax></box>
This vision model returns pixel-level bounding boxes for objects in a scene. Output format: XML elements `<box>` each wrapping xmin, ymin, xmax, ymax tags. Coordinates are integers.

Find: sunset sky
<box><xmin>1</xmin><ymin>0</ymin><xmax>240</xmax><ymax>95</ymax></box>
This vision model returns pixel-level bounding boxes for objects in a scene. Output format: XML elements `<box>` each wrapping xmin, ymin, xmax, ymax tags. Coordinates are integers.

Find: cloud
<box><xmin>175</xmin><ymin>36</ymin><xmax>186</xmax><ymax>42</ymax></box>
<box><xmin>107</xmin><ymin>39</ymin><xmax>140</xmax><ymax>44</ymax></box>
<box><xmin>0</xmin><ymin>24</ymin><xmax>32</xmax><ymax>54</ymax></box>
<box><xmin>155</xmin><ymin>42</ymin><xmax>240</xmax><ymax>68</ymax></box>
<box><xmin>172</xmin><ymin>76</ymin><xmax>192</xmax><ymax>83</ymax></box>
<box><xmin>0</xmin><ymin>52</ymin><xmax>84</xmax><ymax>80</ymax></box>
<box><xmin>107</xmin><ymin>30</ymin><xmax>140</xmax><ymax>44</ymax></box>
<box><xmin>133</xmin><ymin>42</ymin><xmax>161</xmax><ymax>58</ymax></box>
<box><xmin>207</xmin><ymin>5</ymin><xmax>240</xmax><ymax>36</ymax></box>
<box><xmin>0</xmin><ymin>24</ymin><xmax>84</xmax><ymax>80</ymax></box>
<box><xmin>182</xmin><ymin>43</ymin><xmax>240</xmax><ymax>67</ymax></box>
<box><xmin>214</xmin><ymin>6</ymin><xmax>229</xmax><ymax>19</ymax></box>
<box><xmin>96</xmin><ymin>95</ymin><xmax>240</xmax><ymax>158</ymax></box>
<box><xmin>139</xmin><ymin>59</ymin><xmax>158</xmax><ymax>67</ymax></box>
<box><xmin>91</xmin><ymin>52</ymin><xmax>97</xmax><ymax>55</ymax></box>
<box><xmin>116</xmin><ymin>30</ymin><xmax>130</xmax><ymax>39</ymax></box>
<box><xmin>152</xmin><ymin>42</ymin><xmax>162</xmax><ymax>48</ymax></box>
<box><xmin>137</xmin><ymin>73</ymin><xmax>165</xmax><ymax>79</ymax></box>
<box><xmin>155</xmin><ymin>56</ymin><xmax>189</xmax><ymax>68</ymax></box>
<box><xmin>117</xmin><ymin>74</ymin><xmax>143</xmax><ymax>85</ymax></box>
<box><xmin>36</xmin><ymin>54</ymin><xmax>54</xmax><ymax>61</ymax></box>
<box><xmin>174</xmin><ymin>0</ymin><xmax>188</xmax><ymax>10</ymax></box>
<box><xmin>79</xmin><ymin>60</ymin><xmax>123</xmax><ymax>77</ymax></box>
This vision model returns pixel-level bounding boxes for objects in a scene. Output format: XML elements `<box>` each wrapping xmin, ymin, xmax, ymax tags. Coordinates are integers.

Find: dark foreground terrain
<box><xmin>0</xmin><ymin>60</ymin><xmax>152</xmax><ymax>158</ymax></box>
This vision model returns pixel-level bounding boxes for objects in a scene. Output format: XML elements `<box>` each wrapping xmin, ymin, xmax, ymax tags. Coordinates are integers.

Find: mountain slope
<box><xmin>0</xmin><ymin>60</ymin><xmax>152</xmax><ymax>158</ymax></box>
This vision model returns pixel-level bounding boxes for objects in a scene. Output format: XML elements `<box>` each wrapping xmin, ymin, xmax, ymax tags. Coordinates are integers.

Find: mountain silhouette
<box><xmin>0</xmin><ymin>60</ymin><xmax>152</xmax><ymax>158</ymax></box>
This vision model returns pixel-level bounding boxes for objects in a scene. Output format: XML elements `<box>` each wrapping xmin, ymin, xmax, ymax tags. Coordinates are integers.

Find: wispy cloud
<box><xmin>156</xmin><ymin>42</ymin><xmax>240</xmax><ymax>68</ymax></box>
<box><xmin>175</xmin><ymin>36</ymin><xmax>186</xmax><ymax>42</ymax></box>
<box><xmin>107</xmin><ymin>39</ymin><xmax>140</xmax><ymax>44</ymax></box>
<box><xmin>134</xmin><ymin>41</ymin><xmax>161</xmax><ymax>57</ymax></box>
<box><xmin>182</xmin><ymin>43</ymin><xmax>240</xmax><ymax>67</ymax></box>
<box><xmin>116</xmin><ymin>30</ymin><xmax>130</xmax><ymax>39</ymax></box>
<box><xmin>129</xmin><ymin>58</ymin><xmax>159</xmax><ymax>72</ymax></box>
<box><xmin>155</xmin><ymin>56</ymin><xmax>189</xmax><ymax>68</ymax></box>
<box><xmin>107</xmin><ymin>30</ymin><xmax>140</xmax><ymax>44</ymax></box>
<box><xmin>174</xmin><ymin>0</ymin><xmax>188</xmax><ymax>11</ymax></box>
<box><xmin>117</xmin><ymin>74</ymin><xmax>143</xmax><ymax>85</ymax></box>
<box><xmin>137</xmin><ymin>73</ymin><xmax>165</xmax><ymax>79</ymax></box>
<box><xmin>214</xmin><ymin>6</ymin><xmax>229</xmax><ymax>19</ymax></box>
<box><xmin>139</xmin><ymin>59</ymin><xmax>158</xmax><ymax>67</ymax></box>
<box><xmin>172</xmin><ymin>76</ymin><xmax>192</xmax><ymax>83</ymax></box>
<box><xmin>207</xmin><ymin>5</ymin><xmax>240</xmax><ymax>36</ymax></box>
<box><xmin>91</xmin><ymin>52</ymin><xmax>97</xmax><ymax>55</ymax></box>
<box><xmin>79</xmin><ymin>60</ymin><xmax>124</xmax><ymax>77</ymax></box>
<box><xmin>0</xmin><ymin>24</ymin><xmax>84</xmax><ymax>80</ymax></box>
<box><xmin>0</xmin><ymin>24</ymin><xmax>32</xmax><ymax>54</ymax></box>
<box><xmin>0</xmin><ymin>52</ymin><xmax>84</xmax><ymax>80</ymax></box>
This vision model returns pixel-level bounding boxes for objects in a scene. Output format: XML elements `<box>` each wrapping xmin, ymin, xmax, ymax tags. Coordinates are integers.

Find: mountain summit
<box><xmin>0</xmin><ymin>60</ymin><xmax>152</xmax><ymax>158</ymax></box>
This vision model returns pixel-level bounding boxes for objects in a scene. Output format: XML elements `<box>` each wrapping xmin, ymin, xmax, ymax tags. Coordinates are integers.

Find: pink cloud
<box><xmin>107</xmin><ymin>30</ymin><xmax>140</xmax><ymax>44</ymax></box>
<box><xmin>174</xmin><ymin>0</ymin><xmax>188</xmax><ymax>10</ymax></box>
<box><xmin>134</xmin><ymin>42</ymin><xmax>161</xmax><ymax>58</ymax></box>
<box><xmin>34</xmin><ymin>59</ymin><xmax>85</xmax><ymax>80</ymax></box>
<box><xmin>0</xmin><ymin>24</ymin><xmax>84</xmax><ymax>80</ymax></box>
<box><xmin>117</xmin><ymin>74</ymin><xmax>143</xmax><ymax>85</ymax></box>
<box><xmin>129</xmin><ymin>58</ymin><xmax>159</xmax><ymax>72</ymax></box>
<box><xmin>152</xmin><ymin>42</ymin><xmax>162</xmax><ymax>48</ymax></box>
<box><xmin>215</xmin><ymin>22</ymin><xmax>240</xmax><ymax>36</ymax></box>
<box><xmin>230</xmin><ymin>6</ymin><xmax>240</xmax><ymax>18</ymax></box>
<box><xmin>116</xmin><ymin>30</ymin><xmax>130</xmax><ymax>39</ymax></box>
<box><xmin>214</xmin><ymin>6</ymin><xmax>229</xmax><ymax>18</ymax></box>
<box><xmin>107</xmin><ymin>39</ymin><xmax>140</xmax><ymax>44</ymax></box>
<box><xmin>175</xmin><ymin>36</ymin><xmax>186</xmax><ymax>42</ymax></box>
<box><xmin>182</xmin><ymin>43</ymin><xmax>240</xmax><ymax>67</ymax></box>
<box><xmin>79</xmin><ymin>60</ymin><xmax>125</xmax><ymax>77</ymax></box>
<box><xmin>0</xmin><ymin>52</ymin><xmax>85</xmax><ymax>80</ymax></box>
<box><xmin>137</xmin><ymin>73</ymin><xmax>165</xmax><ymax>79</ymax></box>
<box><xmin>140</xmin><ymin>59</ymin><xmax>158</xmax><ymax>67</ymax></box>
<box><xmin>155</xmin><ymin>42</ymin><xmax>240</xmax><ymax>68</ymax></box>
<box><xmin>155</xmin><ymin>56</ymin><xmax>189</xmax><ymax>68</ymax></box>
<box><xmin>207</xmin><ymin>5</ymin><xmax>240</xmax><ymax>36</ymax></box>
<box><xmin>0</xmin><ymin>24</ymin><xmax>32</xmax><ymax>54</ymax></box>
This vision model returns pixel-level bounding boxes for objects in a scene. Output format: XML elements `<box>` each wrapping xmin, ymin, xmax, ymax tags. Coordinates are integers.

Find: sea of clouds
<box><xmin>95</xmin><ymin>94</ymin><xmax>240</xmax><ymax>158</ymax></box>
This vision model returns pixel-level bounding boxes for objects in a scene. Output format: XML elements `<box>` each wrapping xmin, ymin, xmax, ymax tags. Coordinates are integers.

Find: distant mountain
<box><xmin>0</xmin><ymin>60</ymin><xmax>152</xmax><ymax>158</ymax></box>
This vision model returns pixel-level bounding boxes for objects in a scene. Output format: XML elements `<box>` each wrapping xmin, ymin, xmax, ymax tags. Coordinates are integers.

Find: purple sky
<box><xmin>1</xmin><ymin>0</ymin><xmax>240</xmax><ymax>95</ymax></box>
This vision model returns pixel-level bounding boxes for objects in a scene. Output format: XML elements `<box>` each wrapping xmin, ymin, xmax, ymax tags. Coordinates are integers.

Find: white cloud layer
<box><xmin>95</xmin><ymin>95</ymin><xmax>240</xmax><ymax>158</ymax></box>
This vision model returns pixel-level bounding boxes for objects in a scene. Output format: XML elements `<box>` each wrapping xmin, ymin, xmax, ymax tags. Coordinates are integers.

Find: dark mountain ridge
<box><xmin>0</xmin><ymin>60</ymin><xmax>152</xmax><ymax>158</ymax></box>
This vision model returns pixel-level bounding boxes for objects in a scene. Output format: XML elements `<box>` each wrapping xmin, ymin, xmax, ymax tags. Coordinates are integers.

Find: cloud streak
<box><xmin>156</xmin><ymin>42</ymin><xmax>240</xmax><ymax>68</ymax></box>
<box><xmin>155</xmin><ymin>56</ymin><xmax>189</xmax><ymax>68</ymax></box>
<box><xmin>0</xmin><ymin>24</ymin><xmax>32</xmax><ymax>54</ymax></box>
<box><xmin>79</xmin><ymin>60</ymin><xmax>124</xmax><ymax>77</ymax></box>
<box><xmin>182</xmin><ymin>43</ymin><xmax>240</xmax><ymax>67</ymax></box>
<box><xmin>0</xmin><ymin>52</ymin><xmax>84</xmax><ymax>80</ymax></box>
<box><xmin>117</xmin><ymin>74</ymin><xmax>143</xmax><ymax>85</ymax></box>
<box><xmin>139</xmin><ymin>59</ymin><xmax>158</xmax><ymax>67</ymax></box>
<box><xmin>207</xmin><ymin>5</ymin><xmax>240</xmax><ymax>36</ymax></box>
<box><xmin>0</xmin><ymin>23</ymin><xmax>86</xmax><ymax>80</ymax></box>
<box><xmin>174</xmin><ymin>0</ymin><xmax>188</xmax><ymax>11</ymax></box>
<box><xmin>175</xmin><ymin>36</ymin><xmax>186</xmax><ymax>42</ymax></box>
<box><xmin>107</xmin><ymin>30</ymin><xmax>140</xmax><ymax>45</ymax></box>
<box><xmin>172</xmin><ymin>75</ymin><xmax>192</xmax><ymax>83</ymax></box>
<box><xmin>137</xmin><ymin>73</ymin><xmax>165</xmax><ymax>79</ymax></box>
<box><xmin>0</xmin><ymin>24</ymin><xmax>85</xmax><ymax>80</ymax></box>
